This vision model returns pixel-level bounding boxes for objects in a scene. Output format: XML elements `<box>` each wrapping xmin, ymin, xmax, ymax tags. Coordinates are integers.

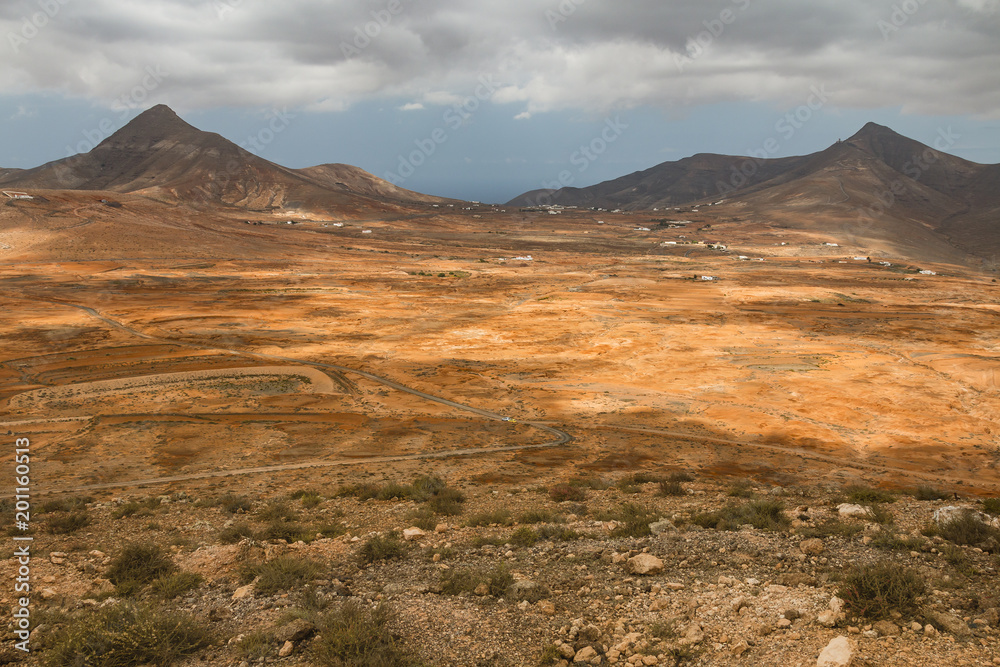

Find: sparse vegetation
<box><xmin>937</xmin><ymin>509</ymin><xmax>1000</xmax><ymax>551</ymax></box>
<box><xmin>549</xmin><ymin>483</ymin><xmax>587</xmax><ymax>503</ymax></box>
<box><xmin>218</xmin><ymin>521</ymin><xmax>255</xmax><ymax>544</ymax></box>
<box><xmin>105</xmin><ymin>543</ymin><xmax>176</xmax><ymax>595</ymax></box>
<box><xmin>726</xmin><ymin>479</ymin><xmax>756</xmax><ymax>498</ymax></box>
<box><xmin>242</xmin><ymin>556</ymin><xmax>323</xmax><ymax>595</ymax></box>
<box><xmin>981</xmin><ymin>498</ymin><xmax>1000</xmax><ymax>517</ymax></box>
<box><xmin>911</xmin><ymin>485</ymin><xmax>951</xmax><ymax>501</ymax></box>
<box><xmin>44</xmin><ymin>602</ymin><xmax>210</xmax><ymax>667</ymax></box>
<box><xmin>313</xmin><ymin>601</ymin><xmax>417</xmax><ymax>666</ymax></box>
<box><xmin>510</xmin><ymin>525</ymin><xmax>539</xmax><ymax>546</ymax></box>
<box><xmin>47</xmin><ymin>511</ymin><xmax>91</xmax><ymax>534</ymax></box>
<box><xmin>844</xmin><ymin>484</ymin><xmax>896</xmax><ymax>504</ymax></box>
<box><xmin>838</xmin><ymin>562</ymin><xmax>925</xmax><ymax>619</ymax></box>
<box><xmin>658</xmin><ymin>480</ymin><xmax>687</xmax><ymax>497</ymax></box>
<box><xmin>41</xmin><ymin>495</ymin><xmax>92</xmax><ymax>513</ymax></box>
<box><xmin>359</xmin><ymin>533</ymin><xmax>407</xmax><ymax>565</ymax></box>
<box><xmin>466</xmin><ymin>509</ymin><xmax>513</xmax><ymax>527</ymax></box>
<box><xmin>151</xmin><ymin>571</ymin><xmax>204</xmax><ymax>599</ymax></box>
<box><xmin>691</xmin><ymin>500</ymin><xmax>790</xmax><ymax>532</ymax></box>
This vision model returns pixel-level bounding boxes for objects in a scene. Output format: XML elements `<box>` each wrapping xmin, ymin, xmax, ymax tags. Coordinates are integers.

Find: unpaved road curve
<box><xmin>24</xmin><ymin>299</ymin><xmax>571</xmax><ymax>492</ymax></box>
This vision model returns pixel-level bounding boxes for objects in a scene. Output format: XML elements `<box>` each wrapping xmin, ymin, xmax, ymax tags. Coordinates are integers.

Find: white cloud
<box><xmin>398</xmin><ymin>102</ymin><xmax>424</xmax><ymax>111</ymax></box>
<box><xmin>0</xmin><ymin>0</ymin><xmax>997</xmax><ymax>118</ymax></box>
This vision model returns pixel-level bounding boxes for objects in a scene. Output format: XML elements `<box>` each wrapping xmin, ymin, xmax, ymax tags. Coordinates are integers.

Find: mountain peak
<box><xmin>95</xmin><ymin>104</ymin><xmax>203</xmax><ymax>151</ymax></box>
<box><xmin>849</xmin><ymin>121</ymin><xmax>903</xmax><ymax>141</ymax></box>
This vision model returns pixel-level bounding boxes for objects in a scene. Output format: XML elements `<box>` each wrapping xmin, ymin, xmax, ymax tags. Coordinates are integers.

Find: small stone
<box><xmin>784</xmin><ymin>609</ymin><xmax>802</xmax><ymax>621</ymax></box>
<box><xmin>829</xmin><ymin>597</ymin><xmax>845</xmax><ymax>615</ymax></box>
<box><xmin>816</xmin><ymin>636</ymin><xmax>855</xmax><ymax>667</ymax></box>
<box><xmin>923</xmin><ymin>624</ymin><xmax>936</xmax><ymax>637</ymax></box>
<box><xmin>474</xmin><ymin>583</ymin><xmax>490</xmax><ymax>596</ymax></box>
<box><xmin>731</xmin><ymin>597</ymin><xmax>748</xmax><ymax>613</ymax></box>
<box><xmin>649</xmin><ymin>520</ymin><xmax>675</xmax><ymax>535</ymax></box>
<box><xmin>278</xmin><ymin>641</ymin><xmax>294</xmax><ymax>658</ymax></box>
<box><xmin>573</xmin><ymin>646</ymin><xmax>598</xmax><ymax>662</ymax></box>
<box><xmin>837</xmin><ymin>504</ymin><xmax>872</xmax><ymax>519</ymax></box>
<box><xmin>558</xmin><ymin>643</ymin><xmax>576</xmax><ymax>660</ymax></box>
<box><xmin>626</xmin><ymin>553</ymin><xmax>664</xmax><ymax>575</ymax></box>
<box><xmin>731</xmin><ymin>640</ymin><xmax>750</xmax><ymax>656</ymax></box>
<box><xmin>274</xmin><ymin>618</ymin><xmax>315</xmax><ymax>643</ymax></box>
<box><xmin>40</xmin><ymin>588</ymin><xmax>57</xmax><ymax>600</ymax></box>
<box><xmin>432</xmin><ymin>553</ymin><xmax>442</xmax><ymax>563</ymax></box>
<box><xmin>800</xmin><ymin>538</ymin><xmax>825</xmax><ymax>556</ymax></box>
<box><xmin>873</xmin><ymin>620</ymin><xmax>899</xmax><ymax>637</ymax></box>
<box><xmin>777</xmin><ymin>619</ymin><xmax>792</xmax><ymax>629</ymax></box>
<box><xmin>924</xmin><ymin>610</ymin><xmax>971</xmax><ymax>637</ymax></box>
<box><xmin>909</xmin><ymin>621</ymin><xmax>922</xmax><ymax>631</ymax></box>
<box><xmin>232</xmin><ymin>584</ymin><xmax>254</xmax><ymax>600</ymax></box>
<box><xmin>537</xmin><ymin>600</ymin><xmax>556</xmax><ymax>616</ymax></box>
<box><xmin>664</xmin><ymin>582</ymin><xmax>685</xmax><ymax>590</ymax></box>
<box><xmin>817</xmin><ymin>611</ymin><xmax>838</xmax><ymax>628</ymax></box>
<box><xmin>434</xmin><ymin>523</ymin><xmax>449</xmax><ymax>533</ymax></box>
<box><xmin>402</xmin><ymin>527</ymin><xmax>425</xmax><ymax>541</ymax></box>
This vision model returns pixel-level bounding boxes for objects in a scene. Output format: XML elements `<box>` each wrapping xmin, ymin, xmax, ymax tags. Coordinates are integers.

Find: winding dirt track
<box><xmin>24</xmin><ymin>299</ymin><xmax>572</xmax><ymax>492</ymax></box>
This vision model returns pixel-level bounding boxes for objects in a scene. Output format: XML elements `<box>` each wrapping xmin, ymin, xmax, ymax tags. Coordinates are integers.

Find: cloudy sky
<box><xmin>2</xmin><ymin>0</ymin><xmax>999</xmax><ymax>202</ymax></box>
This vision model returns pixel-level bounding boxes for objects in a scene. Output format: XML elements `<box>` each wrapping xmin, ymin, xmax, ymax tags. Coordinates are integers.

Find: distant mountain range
<box><xmin>2</xmin><ymin>108</ymin><xmax>997</xmax><ymax>261</ymax></box>
<box><xmin>509</xmin><ymin>123</ymin><xmax>1000</xmax><ymax>260</ymax></box>
<box><xmin>0</xmin><ymin>105</ymin><xmax>449</xmax><ymax>213</ymax></box>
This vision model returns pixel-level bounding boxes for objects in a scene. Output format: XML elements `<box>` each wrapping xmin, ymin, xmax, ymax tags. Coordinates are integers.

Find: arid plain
<box><xmin>3</xmin><ymin>192</ymin><xmax>999</xmax><ymax>498</ymax></box>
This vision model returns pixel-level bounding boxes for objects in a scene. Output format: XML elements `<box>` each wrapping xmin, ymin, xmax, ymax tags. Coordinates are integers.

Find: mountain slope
<box><xmin>0</xmin><ymin>105</ymin><xmax>448</xmax><ymax>212</ymax></box>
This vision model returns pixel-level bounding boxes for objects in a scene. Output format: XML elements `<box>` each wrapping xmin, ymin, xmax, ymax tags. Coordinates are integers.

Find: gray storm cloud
<box><xmin>1</xmin><ymin>0</ymin><xmax>998</xmax><ymax>117</ymax></box>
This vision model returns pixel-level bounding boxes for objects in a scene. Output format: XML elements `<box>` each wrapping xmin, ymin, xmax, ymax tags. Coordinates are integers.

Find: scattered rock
<box><xmin>872</xmin><ymin>620</ymin><xmax>899</xmax><ymax>637</ymax></box>
<box><xmin>731</xmin><ymin>640</ymin><xmax>751</xmax><ymax>656</ymax></box>
<box><xmin>232</xmin><ymin>584</ymin><xmax>254</xmax><ymax>600</ymax></box>
<box><xmin>573</xmin><ymin>645</ymin><xmax>598</xmax><ymax>663</ymax></box>
<box><xmin>626</xmin><ymin>553</ymin><xmax>664</xmax><ymax>575</ymax></box>
<box><xmin>40</xmin><ymin>588</ymin><xmax>57</xmax><ymax>600</ymax></box>
<box><xmin>837</xmin><ymin>504</ymin><xmax>872</xmax><ymax>519</ymax></box>
<box><xmin>273</xmin><ymin>617</ymin><xmax>315</xmax><ymax>644</ymax></box>
<box><xmin>402</xmin><ymin>527</ymin><xmax>425</xmax><ymax>541</ymax></box>
<box><xmin>537</xmin><ymin>600</ymin><xmax>556</xmax><ymax>616</ymax></box>
<box><xmin>799</xmin><ymin>538</ymin><xmax>825</xmax><ymax>556</ymax></box>
<box><xmin>278</xmin><ymin>641</ymin><xmax>294</xmax><ymax>658</ymax></box>
<box><xmin>925</xmin><ymin>610</ymin><xmax>972</xmax><ymax>637</ymax></box>
<box><xmin>817</xmin><ymin>611</ymin><xmax>839</xmax><ymax>628</ymax></box>
<box><xmin>817</xmin><ymin>636</ymin><xmax>856</xmax><ymax>667</ymax></box>
<box><xmin>649</xmin><ymin>519</ymin><xmax>675</xmax><ymax>535</ymax></box>
<box><xmin>509</xmin><ymin>579</ymin><xmax>550</xmax><ymax>602</ymax></box>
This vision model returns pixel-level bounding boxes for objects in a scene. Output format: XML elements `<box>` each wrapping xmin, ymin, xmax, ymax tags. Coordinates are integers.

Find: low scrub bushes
<box><xmin>359</xmin><ymin>533</ymin><xmax>406</xmax><ymax>565</ymax></box>
<box><xmin>44</xmin><ymin>602</ymin><xmax>209</xmax><ymax>667</ymax></box>
<box><xmin>691</xmin><ymin>500</ymin><xmax>790</xmax><ymax>532</ymax></box>
<box><xmin>838</xmin><ymin>562</ymin><xmax>925</xmax><ymax>619</ymax></box>
<box><xmin>106</xmin><ymin>543</ymin><xmax>177</xmax><ymax>596</ymax></box>
<box><xmin>241</xmin><ymin>556</ymin><xmax>323</xmax><ymax>596</ymax></box>
<box><xmin>312</xmin><ymin>601</ymin><xmax>417</xmax><ymax>666</ymax></box>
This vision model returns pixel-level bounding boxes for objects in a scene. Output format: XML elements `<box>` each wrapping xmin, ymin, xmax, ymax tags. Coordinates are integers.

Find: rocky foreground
<box><xmin>6</xmin><ymin>472</ymin><xmax>1000</xmax><ymax>666</ymax></box>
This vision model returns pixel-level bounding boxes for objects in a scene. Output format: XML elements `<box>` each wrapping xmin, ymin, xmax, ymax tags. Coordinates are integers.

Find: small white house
<box><xmin>919</xmin><ymin>270</ymin><xmax>936</xmax><ymax>275</ymax></box>
<box><xmin>699</xmin><ymin>275</ymin><xmax>717</xmax><ymax>281</ymax></box>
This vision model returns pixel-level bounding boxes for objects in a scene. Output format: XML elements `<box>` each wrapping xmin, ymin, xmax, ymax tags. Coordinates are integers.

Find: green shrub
<box><xmin>797</xmin><ymin>520</ymin><xmax>863</xmax><ymax>539</ymax></box>
<box><xmin>937</xmin><ymin>509</ymin><xmax>1000</xmax><ymax>551</ymax></box>
<box><xmin>106</xmin><ymin>543</ymin><xmax>176</xmax><ymax>592</ymax></box>
<box><xmin>218</xmin><ymin>522</ymin><xmax>255</xmax><ymax>544</ymax></box>
<box><xmin>44</xmin><ymin>602</ymin><xmax>209</xmax><ymax>667</ymax></box>
<box><xmin>312</xmin><ymin>601</ymin><xmax>416</xmax><ymax>666</ymax></box>
<box><xmin>509</xmin><ymin>526</ymin><xmax>538</xmax><ymax>547</ymax></box>
<box><xmin>517</xmin><ymin>509</ymin><xmax>556</xmax><ymax>525</ymax></box>
<box><xmin>41</xmin><ymin>495</ymin><xmax>92</xmax><ymax>513</ymax></box>
<box><xmin>838</xmin><ymin>563</ymin><xmax>925</xmax><ymax>619</ymax></box>
<box><xmin>218</xmin><ymin>493</ymin><xmax>254</xmax><ymax>514</ymax></box>
<box><xmin>867</xmin><ymin>503</ymin><xmax>895</xmax><ymax>526</ymax></box>
<box><xmin>256</xmin><ymin>521</ymin><xmax>312</xmax><ymax>543</ymax></box>
<box><xmin>727</xmin><ymin>480</ymin><xmax>756</xmax><ymax>498</ymax></box>
<box><xmin>630</xmin><ymin>471</ymin><xmax>666</xmax><ymax>484</ymax></box>
<box><xmin>549</xmin><ymin>483</ymin><xmax>586</xmax><ymax>503</ymax></box>
<box><xmin>691</xmin><ymin>500</ymin><xmax>789</xmax><ymax>532</ymax></box>
<box><xmin>377</xmin><ymin>482</ymin><xmax>414</xmax><ymax>501</ymax></box>
<box><xmin>359</xmin><ymin>533</ymin><xmax>406</xmax><ymax>565</ymax></box>
<box><xmin>235</xmin><ymin>630</ymin><xmax>274</xmax><ymax>661</ymax></box>
<box><xmin>243</xmin><ymin>556</ymin><xmax>322</xmax><ymax>596</ymax></box>
<box><xmin>844</xmin><ymin>485</ymin><xmax>896</xmax><ymax>504</ymax></box>
<box><xmin>658</xmin><ymin>480</ymin><xmax>686</xmax><ymax>497</ymax></box>
<box><xmin>313</xmin><ymin>522</ymin><xmax>347</xmax><ymax>538</ymax></box>
<box><xmin>291</xmin><ymin>489</ymin><xmax>324</xmax><ymax>508</ymax></box>
<box><xmin>407</xmin><ymin>508</ymin><xmax>438</xmax><ymax>530</ymax></box>
<box><xmin>257</xmin><ymin>500</ymin><xmax>298</xmax><ymax>522</ymax></box>
<box><xmin>47</xmin><ymin>511</ymin><xmax>91</xmax><ymax>534</ymax></box>
<box><xmin>410</xmin><ymin>475</ymin><xmax>447</xmax><ymax>500</ymax></box>
<box><xmin>871</xmin><ymin>530</ymin><xmax>924</xmax><ymax>551</ymax></box>
<box><xmin>537</xmin><ymin>525</ymin><xmax>582</xmax><ymax>542</ymax></box>
<box><xmin>151</xmin><ymin>571</ymin><xmax>204</xmax><ymax>599</ymax></box>
<box><xmin>912</xmin><ymin>486</ymin><xmax>951</xmax><ymax>501</ymax></box>
<box><xmin>981</xmin><ymin>498</ymin><xmax>1000</xmax><ymax>517</ymax></box>
<box><xmin>112</xmin><ymin>498</ymin><xmax>161</xmax><ymax>520</ymax></box>
<box><xmin>667</xmin><ymin>471</ymin><xmax>694</xmax><ymax>483</ymax></box>
<box><xmin>466</xmin><ymin>510</ymin><xmax>513</xmax><ymax>527</ymax></box>
<box><xmin>608</xmin><ymin>502</ymin><xmax>655</xmax><ymax>538</ymax></box>
<box><xmin>334</xmin><ymin>483</ymin><xmax>381</xmax><ymax>500</ymax></box>
<box><xmin>426</xmin><ymin>487</ymin><xmax>465</xmax><ymax>516</ymax></box>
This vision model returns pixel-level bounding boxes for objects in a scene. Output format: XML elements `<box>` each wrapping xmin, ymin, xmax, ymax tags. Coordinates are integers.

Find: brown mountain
<box><xmin>0</xmin><ymin>105</ymin><xmax>450</xmax><ymax>212</ymax></box>
<box><xmin>509</xmin><ymin>122</ymin><xmax>1000</xmax><ymax>261</ymax></box>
